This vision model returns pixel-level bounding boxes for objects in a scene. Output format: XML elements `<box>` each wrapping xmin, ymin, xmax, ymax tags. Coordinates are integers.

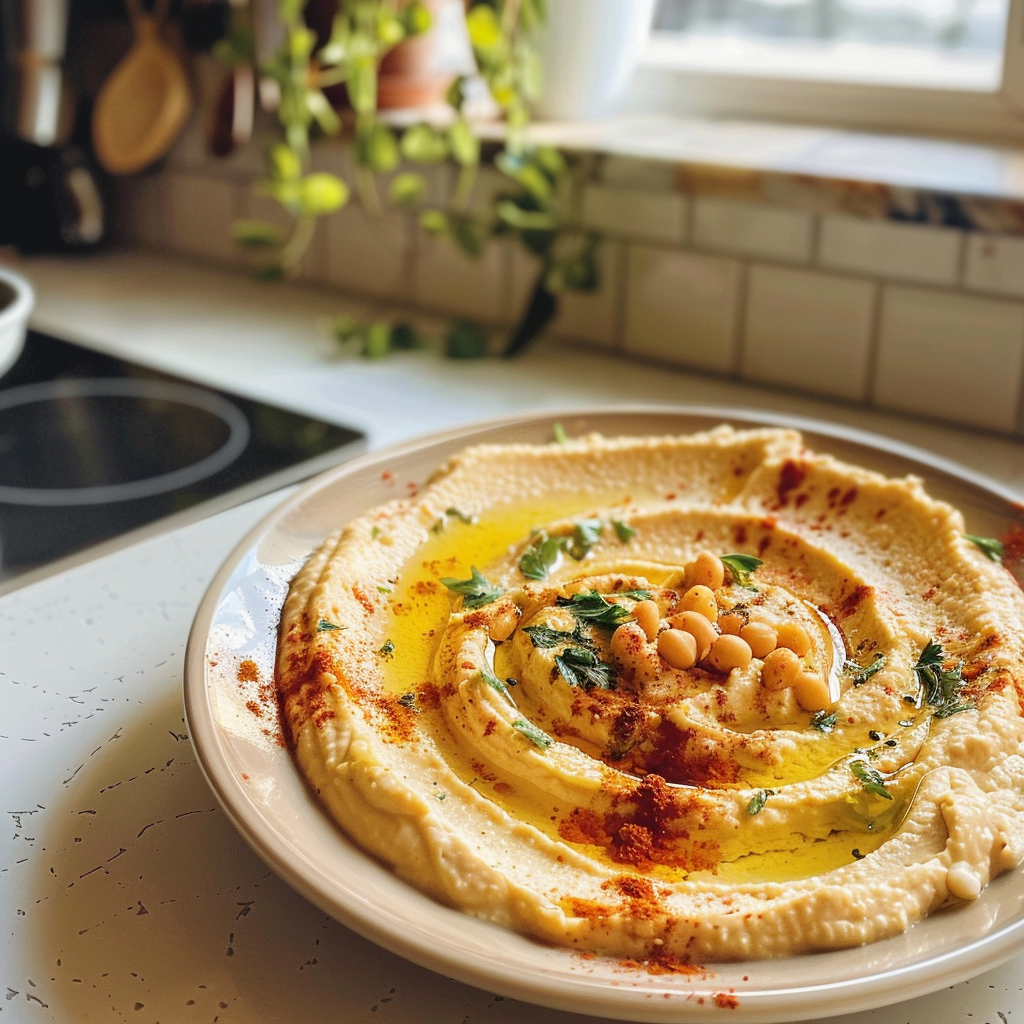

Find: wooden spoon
<box><xmin>92</xmin><ymin>0</ymin><xmax>191</xmax><ymax>175</ymax></box>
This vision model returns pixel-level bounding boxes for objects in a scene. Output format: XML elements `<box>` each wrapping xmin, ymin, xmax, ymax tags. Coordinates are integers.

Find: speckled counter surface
<box><xmin>5</xmin><ymin>251</ymin><xmax>1024</xmax><ymax>1024</ymax></box>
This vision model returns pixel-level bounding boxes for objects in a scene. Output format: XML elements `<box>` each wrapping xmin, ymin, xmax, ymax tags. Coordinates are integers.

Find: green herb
<box><xmin>371</xmin><ymin>526</ymin><xmax>381</xmax><ymax>539</ymax></box>
<box><xmin>913</xmin><ymin>640</ymin><xmax>970</xmax><ymax>718</ymax></box>
<box><xmin>432</xmin><ymin>507</ymin><xmax>478</xmax><ymax>533</ymax></box>
<box><xmin>512</xmin><ymin>718</ymin><xmax>552</xmax><ymax>750</ymax></box>
<box><xmin>720</xmin><ymin>553</ymin><xmax>763</xmax><ymax>590</ymax></box>
<box><xmin>747</xmin><ymin>790</ymin><xmax>772</xmax><ymax>815</ymax></box>
<box><xmin>810</xmin><ymin>710</ymin><xmax>838</xmax><ymax>733</ymax></box>
<box><xmin>519</xmin><ymin>532</ymin><xmax>565</xmax><ymax>580</ymax></box>
<box><xmin>553</xmin><ymin>422</ymin><xmax>568</xmax><ymax>444</ymax></box>
<box><xmin>440</xmin><ymin>567</ymin><xmax>504</xmax><ymax>609</ymax></box>
<box><xmin>397</xmin><ymin>692</ymin><xmax>417</xmax><ymax>709</ymax></box>
<box><xmin>480</xmin><ymin>666</ymin><xmax>517</xmax><ymax>705</ymax></box>
<box><xmin>850</xmin><ymin>760</ymin><xmax>893</xmax><ymax>800</ymax></box>
<box><xmin>965</xmin><ymin>534</ymin><xmax>1004</xmax><ymax>562</ymax></box>
<box><xmin>436</xmin><ymin>792</ymin><xmax>447</xmax><ymax>801</ymax></box>
<box><xmin>557</xmin><ymin>591</ymin><xmax>632</xmax><ymax>629</ymax></box>
<box><xmin>316</xmin><ymin>618</ymin><xmax>345</xmax><ymax>632</ymax></box>
<box><xmin>377</xmin><ymin>585</ymin><xmax>392</xmax><ymax>594</ymax></box>
<box><xmin>554</xmin><ymin>647</ymin><xmax>617</xmax><ymax>691</ymax></box>
<box><xmin>377</xmin><ymin>639</ymin><xmax>395</xmax><ymax>660</ymax></box>
<box><xmin>618</xmin><ymin>589</ymin><xmax>653</xmax><ymax>602</ymax></box>
<box><xmin>611</xmin><ymin>519</ymin><xmax>636</xmax><ymax>543</ymax></box>
<box><xmin>523</xmin><ymin>623</ymin><xmax>592</xmax><ymax>650</ymax></box>
<box><xmin>566</xmin><ymin>518</ymin><xmax>604</xmax><ymax>561</ymax></box>
<box><xmin>845</xmin><ymin>653</ymin><xmax>887</xmax><ymax>686</ymax></box>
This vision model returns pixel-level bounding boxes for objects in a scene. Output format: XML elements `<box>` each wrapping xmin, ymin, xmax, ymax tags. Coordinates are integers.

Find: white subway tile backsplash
<box><xmin>693</xmin><ymin>199</ymin><xmax>814</xmax><ymax>264</ymax></box>
<box><xmin>875</xmin><ymin>286</ymin><xmax>1024</xmax><ymax>432</ymax></box>
<box><xmin>742</xmin><ymin>266</ymin><xmax>876</xmax><ymax>401</ymax></box>
<box><xmin>581</xmin><ymin>184</ymin><xmax>687</xmax><ymax>245</ymax></box>
<box><xmin>623</xmin><ymin>245</ymin><xmax>741</xmax><ymax>372</ymax></box>
<box><xmin>819</xmin><ymin>215</ymin><xmax>962</xmax><ymax>286</ymax></box>
<box><xmin>414</xmin><ymin>234</ymin><xmax>511</xmax><ymax>324</ymax></box>
<box><xmin>326</xmin><ymin>205</ymin><xmax>413</xmax><ymax>301</ymax></box>
<box><xmin>963</xmin><ymin>234</ymin><xmax>1024</xmax><ymax>299</ymax></box>
<box><xmin>165</xmin><ymin>171</ymin><xmax>241</xmax><ymax>264</ymax></box>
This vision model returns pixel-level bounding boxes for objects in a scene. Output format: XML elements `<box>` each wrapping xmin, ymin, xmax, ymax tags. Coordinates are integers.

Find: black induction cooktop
<box><xmin>0</xmin><ymin>330</ymin><xmax>365</xmax><ymax>587</ymax></box>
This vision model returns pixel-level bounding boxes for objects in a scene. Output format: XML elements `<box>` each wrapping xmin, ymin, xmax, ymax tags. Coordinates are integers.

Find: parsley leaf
<box><xmin>721</xmin><ymin>553</ymin><xmax>763</xmax><ymax>590</ymax></box>
<box><xmin>618</xmin><ymin>588</ymin><xmax>653</xmax><ymax>602</ymax></box>
<box><xmin>377</xmin><ymin>639</ymin><xmax>395</xmax><ymax>659</ymax></box>
<box><xmin>557</xmin><ymin>591</ymin><xmax>632</xmax><ymax>629</ymax></box>
<box><xmin>519</xmin><ymin>532</ymin><xmax>566</xmax><ymax>580</ymax></box>
<box><xmin>845</xmin><ymin>653</ymin><xmax>887</xmax><ymax>686</ymax></box>
<box><xmin>913</xmin><ymin>640</ymin><xmax>970</xmax><ymax>718</ymax></box>
<box><xmin>965</xmin><ymin>534</ymin><xmax>1004</xmax><ymax>562</ymax></box>
<box><xmin>850</xmin><ymin>759</ymin><xmax>893</xmax><ymax>799</ymax></box>
<box><xmin>440</xmin><ymin>567</ymin><xmax>504</xmax><ymax>609</ymax></box>
<box><xmin>555</xmin><ymin>647</ymin><xmax>617</xmax><ymax>691</ymax></box>
<box><xmin>747</xmin><ymin>790</ymin><xmax>772</xmax><ymax>815</ymax></box>
<box><xmin>566</xmin><ymin>518</ymin><xmax>604</xmax><ymax>561</ymax></box>
<box><xmin>810</xmin><ymin>710</ymin><xmax>838</xmax><ymax>733</ymax></box>
<box><xmin>512</xmin><ymin>718</ymin><xmax>552</xmax><ymax>749</ymax></box>
<box><xmin>397</xmin><ymin>692</ymin><xmax>417</xmax><ymax>709</ymax></box>
<box><xmin>480</xmin><ymin>666</ymin><xmax>517</xmax><ymax>706</ymax></box>
<box><xmin>553</xmin><ymin>421</ymin><xmax>568</xmax><ymax>444</ymax></box>
<box><xmin>523</xmin><ymin>622</ymin><xmax>593</xmax><ymax>649</ymax></box>
<box><xmin>612</xmin><ymin>519</ymin><xmax>636</xmax><ymax>543</ymax></box>
<box><xmin>316</xmin><ymin>618</ymin><xmax>345</xmax><ymax>632</ymax></box>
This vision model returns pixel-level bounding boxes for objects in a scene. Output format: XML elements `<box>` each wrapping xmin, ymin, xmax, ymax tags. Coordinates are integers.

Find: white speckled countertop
<box><xmin>4</xmin><ymin>250</ymin><xmax>1024</xmax><ymax>1024</ymax></box>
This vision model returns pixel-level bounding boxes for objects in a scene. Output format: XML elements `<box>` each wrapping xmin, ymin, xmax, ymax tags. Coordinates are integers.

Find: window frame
<box><xmin>625</xmin><ymin>0</ymin><xmax>1024</xmax><ymax>144</ymax></box>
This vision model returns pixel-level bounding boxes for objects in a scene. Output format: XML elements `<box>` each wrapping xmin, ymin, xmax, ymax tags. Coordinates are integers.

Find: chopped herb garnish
<box><xmin>555</xmin><ymin>647</ymin><xmax>617</xmax><ymax>691</ymax></box>
<box><xmin>316</xmin><ymin>618</ymin><xmax>345</xmax><ymax>632</ymax></box>
<box><xmin>567</xmin><ymin>518</ymin><xmax>604</xmax><ymax>561</ymax></box>
<box><xmin>850</xmin><ymin>759</ymin><xmax>893</xmax><ymax>800</ymax></box>
<box><xmin>747</xmin><ymin>790</ymin><xmax>773</xmax><ymax>815</ymax></box>
<box><xmin>397</xmin><ymin>692</ymin><xmax>417</xmax><ymax>709</ymax></box>
<box><xmin>557</xmin><ymin>591</ymin><xmax>632</xmax><ymax>629</ymax></box>
<box><xmin>519</xmin><ymin>532</ymin><xmax>565</xmax><ymax>580</ymax></box>
<box><xmin>553</xmin><ymin>421</ymin><xmax>568</xmax><ymax>444</ymax></box>
<box><xmin>480</xmin><ymin>666</ymin><xmax>516</xmax><ymax>705</ymax></box>
<box><xmin>446</xmin><ymin>507</ymin><xmax>476</xmax><ymax>524</ymax></box>
<box><xmin>965</xmin><ymin>534</ymin><xmax>1004</xmax><ymax>562</ymax></box>
<box><xmin>377</xmin><ymin>639</ymin><xmax>395</xmax><ymax>660</ymax></box>
<box><xmin>523</xmin><ymin>622</ymin><xmax>592</xmax><ymax>650</ymax></box>
<box><xmin>618</xmin><ymin>589</ymin><xmax>653</xmax><ymax>602</ymax></box>
<box><xmin>612</xmin><ymin>519</ymin><xmax>637</xmax><ymax>543</ymax></box>
<box><xmin>512</xmin><ymin>718</ymin><xmax>552</xmax><ymax>749</ymax></box>
<box><xmin>440</xmin><ymin>567</ymin><xmax>504</xmax><ymax>609</ymax></box>
<box><xmin>845</xmin><ymin>653</ymin><xmax>887</xmax><ymax>686</ymax></box>
<box><xmin>436</xmin><ymin>792</ymin><xmax>447</xmax><ymax>800</ymax></box>
<box><xmin>720</xmin><ymin>553</ymin><xmax>763</xmax><ymax>590</ymax></box>
<box><xmin>371</xmin><ymin>525</ymin><xmax>381</xmax><ymax>539</ymax></box>
<box><xmin>810</xmin><ymin>710</ymin><xmax>838</xmax><ymax>733</ymax></box>
<box><xmin>377</xmin><ymin>585</ymin><xmax>392</xmax><ymax>595</ymax></box>
<box><xmin>914</xmin><ymin>640</ymin><xmax>970</xmax><ymax>718</ymax></box>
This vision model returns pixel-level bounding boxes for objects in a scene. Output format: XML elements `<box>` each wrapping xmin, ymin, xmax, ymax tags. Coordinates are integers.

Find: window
<box><xmin>627</xmin><ymin>0</ymin><xmax>1024</xmax><ymax>140</ymax></box>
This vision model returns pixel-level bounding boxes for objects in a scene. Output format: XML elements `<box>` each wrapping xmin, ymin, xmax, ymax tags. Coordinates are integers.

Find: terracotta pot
<box><xmin>377</xmin><ymin>0</ymin><xmax>456</xmax><ymax>110</ymax></box>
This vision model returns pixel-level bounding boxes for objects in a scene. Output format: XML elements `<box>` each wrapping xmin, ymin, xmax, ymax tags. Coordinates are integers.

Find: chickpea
<box><xmin>793</xmin><ymin>671</ymin><xmax>831</xmax><ymax>712</ymax></box>
<box><xmin>689</xmin><ymin>550</ymin><xmax>725</xmax><ymax>590</ymax></box>
<box><xmin>657</xmin><ymin>628</ymin><xmax>698</xmax><ymax>670</ymax></box>
<box><xmin>667</xmin><ymin>610</ymin><xmax>717</xmax><ymax>660</ymax></box>
<box><xmin>678</xmin><ymin>584</ymin><xmax>718</xmax><ymax>622</ymax></box>
<box><xmin>740</xmin><ymin>621</ymin><xmax>778</xmax><ymax>659</ymax></box>
<box><xmin>488</xmin><ymin>603</ymin><xmax>521</xmax><ymax>642</ymax></box>
<box><xmin>718</xmin><ymin>612</ymin><xmax>745</xmax><ymax>636</ymax></box>
<box><xmin>632</xmin><ymin>599</ymin><xmax>661</xmax><ymax>642</ymax></box>
<box><xmin>775</xmin><ymin>621</ymin><xmax>812</xmax><ymax>658</ymax></box>
<box><xmin>610</xmin><ymin>621</ymin><xmax>661</xmax><ymax>682</ymax></box>
<box><xmin>762</xmin><ymin>647</ymin><xmax>802</xmax><ymax>691</ymax></box>
<box><xmin>706</xmin><ymin>634</ymin><xmax>753</xmax><ymax>673</ymax></box>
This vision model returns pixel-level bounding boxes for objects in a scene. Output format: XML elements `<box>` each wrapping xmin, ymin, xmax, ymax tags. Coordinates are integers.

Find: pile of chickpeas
<box><xmin>608</xmin><ymin>551</ymin><xmax>833</xmax><ymax>712</ymax></box>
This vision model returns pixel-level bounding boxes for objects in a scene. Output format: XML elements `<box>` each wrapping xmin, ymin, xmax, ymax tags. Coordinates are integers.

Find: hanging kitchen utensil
<box><xmin>206</xmin><ymin>60</ymin><xmax>253</xmax><ymax>157</ymax></box>
<box><xmin>91</xmin><ymin>0</ymin><xmax>191</xmax><ymax>175</ymax></box>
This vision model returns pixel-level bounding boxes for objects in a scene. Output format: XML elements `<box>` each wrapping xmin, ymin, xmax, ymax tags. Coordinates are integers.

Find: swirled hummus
<box><xmin>276</xmin><ymin>426</ymin><xmax>1024</xmax><ymax>962</ymax></box>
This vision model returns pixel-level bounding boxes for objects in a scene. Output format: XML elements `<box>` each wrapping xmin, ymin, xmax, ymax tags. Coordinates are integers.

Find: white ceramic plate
<box><xmin>184</xmin><ymin>406</ymin><xmax>1024</xmax><ymax>1024</ymax></box>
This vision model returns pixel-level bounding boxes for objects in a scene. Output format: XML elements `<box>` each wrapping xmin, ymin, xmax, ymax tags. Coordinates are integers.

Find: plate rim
<box><xmin>183</xmin><ymin>403</ymin><xmax>1024</xmax><ymax>1023</ymax></box>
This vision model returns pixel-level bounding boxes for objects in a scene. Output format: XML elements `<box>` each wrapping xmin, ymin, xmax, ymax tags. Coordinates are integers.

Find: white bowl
<box><xmin>0</xmin><ymin>266</ymin><xmax>35</xmax><ymax>377</ymax></box>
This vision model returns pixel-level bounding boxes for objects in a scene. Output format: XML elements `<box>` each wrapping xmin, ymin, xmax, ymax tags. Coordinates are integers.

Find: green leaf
<box><xmin>418</xmin><ymin>209</ymin><xmax>451</xmax><ymax>237</ymax></box>
<box><xmin>348</xmin><ymin>56</ymin><xmax>377</xmax><ymax>113</ymax></box>
<box><xmin>305</xmin><ymin>89</ymin><xmax>341</xmax><ymax>136</ymax></box>
<box><xmin>400</xmin><ymin>123</ymin><xmax>449</xmax><ymax>164</ymax></box>
<box><xmin>451</xmin><ymin>217</ymin><xmax>484</xmax><ymax>258</ymax></box>
<box><xmin>966</xmin><ymin>534</ymin><xmax>1004</xmax><ymax>562</ymax></box>
<box><xmin>612</xmin><ymin>519</ymin><xmax>636</xmax><ymax>543</ymax></box>
<box><xmin>512</xmin><ymin>718</ymin><xmax>552</xmax><ymax>750</ymax></box>
<box><xmin>269</xmin><ymin>143</ymin><xmax>302</xmax><ymax>181</ymax></box>
<box><xmin>555</xmin><ymin>646</ymin><xmax>616</xmax><ymax>691</ymax></box>
<box><xmin>552</xmin><ymin>421</ymin><xmax>568</xmax><ymax>444</ymax></box>
<box><xmin>390</xmin><ymin>322</ymin><xmax>426</xmax><ymax>350</ymax></box>
<box><xmin>377</xmin><ymin>639</ymin><xmax>395</xmax><ymax>660</ymax></box>
<box><xmin>298</xmin><ymin>173</ymin><xmax>349</xmax><ymax>216</ymax></box>
<box><xmin>445</xmin><ymin>319</ymin><xmax>489</xmax><ymax>359</ymax></box>
<box><xmin>376</xmin><ymin>13</ymin><xmax>406</xmax><ymax>48</ymax></box>
<box><xmin>365</xmin><ymin>123</ymin><xmax>399</xmax><ymax>173</ymax></box>
<box><xmin>496</xmin><ymin>199</ymin><xmax>557</xmax><ymax>232</ymax></box>
<box><xmin>480</xmin><ymin>666</ymin><xmax>516</xmax><ymax>705</ymax></box>
<box><xmin>400</xmin><ymin>1</ymin><xmax>433</xmax><ymax>36</ymax></box>
<box><xmin>519</xmin><ymin>532</ymin><xmax>565</xmax><ymax>580</ymax></box>
<box><xmin>747</xmin><ymin>790</ymin><xmax>771</xmax><ymax>815</ymax></box>
<box><xmin>721</xmin><ymin>553</ymin><xmax>763</xmax><ymax>590</ymax></box>
<box><xmin>362</xmin><ymin>320</ymin><xmax>391</xmax><ymax>359</ymax></box>
<box><xmin>845</xmin><ymin>653</ymin><xmax>887</xmax><ymax>686</ymax></box>
<box><xmin>389</xmin><ymin>171</ymin><xmax>427</xmax><ymax>207</ymax></box>
<box><xmin>523</xmin><ymin>622</ymin><xmax>591</xmax><ymax>650</ymax></box>
<box><xmin>810</xmin><ymin>710</ymin><xmax>838</xmax><ymax>733</ymax></box>
<box><xmin>449</xmin><ymin>120</ymin><xmax>480</xmax><ymax>167</ymax></box>
<box><xmin>316</xmin><ymin>618</ymin><xmax>345</xmax><ymax>632</ymax></box>
<box><xmin>440</xmin><ymin>567</ymin><xmax>504</xmax><ymax>608</ymax></box>
<box><xmin>850</xmin><ymin>759</ymin><xmax>893</xmax><ymax>800</ymax></box>
<box><xmin>566</xmin><ymin>518</ymin><xmax>604</xmax><ymax>561</ymax></box>
<box><xmin>231</xmin><ymin>219</ymin><xmax>283</xmax><ymax>248</ymax></box>
<box><xmin>557</xmin><ymin>591</ymin><xmax>631</xmax><ymax>629</ymax></box>
<box><xmin>913</xmin><ymin>640</ymin><xmax>970</xmax><ymax>717</ymax></box>
<box><xmin>466</xmin><ymin>5</ymin><xmax>503</xmax><ymax>52</ymax></box>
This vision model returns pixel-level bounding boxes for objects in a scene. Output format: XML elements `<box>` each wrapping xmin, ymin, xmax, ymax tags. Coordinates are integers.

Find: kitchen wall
<box><xmin>111</xmin><ymin>68</ymin><xmax>1024</xmax><ymax>440</ymax></box>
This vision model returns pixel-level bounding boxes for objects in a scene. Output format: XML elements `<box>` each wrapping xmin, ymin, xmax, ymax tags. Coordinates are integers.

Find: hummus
<box><xmin>276</xmin><ymin>426</ymin><xmax>1024</xmax><ymax>962</ymax></box>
